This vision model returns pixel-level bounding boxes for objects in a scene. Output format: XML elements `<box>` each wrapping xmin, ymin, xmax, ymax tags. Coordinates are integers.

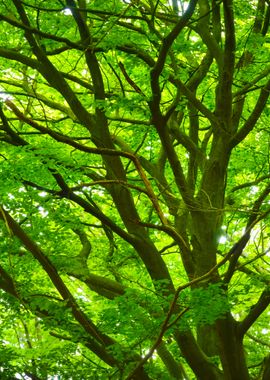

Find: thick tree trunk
<box><xmin>157</xmin><ymin>343</ymin><xmax>188</xmax><ymax>380</ymax></box>
<box><xmin>216</xmin><ymin>316</ymin><xmax>250</xmax><ymax>380</ymax></box>
<box><xmin>174</xmin><ymin>330</ymin><xmax>224</xmax><ymax>380</ymax></box>
<box><xmin>197</xmin><ymin>324</ymin><xmax>220</xmax><ymax>357</ymax></box>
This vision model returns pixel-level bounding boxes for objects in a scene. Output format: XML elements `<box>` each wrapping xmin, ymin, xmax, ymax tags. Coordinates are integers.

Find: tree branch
<box><xmin>238</xmin><ymin>288</ymin><xmax>270</xmax><ymax>337</ymax></box>
<box><xmin>0</xmin><ymin>205</ymin><xmax>114</xmax><ymax>347</ymax></box>
<box><xmin>215</xmin><ymin>0</ymin><xmax>236</xmax><ymax>129</ymax></box>
<box><xmin>233</xmin><ymin>65</ymin><xmax>270</xmax><ymax>98</ymax></box>
<box><xmin>118</xmin><ymin>61</ymin><xmax>145</xmax><ymax>95</ymax></box>
<box><xmin>246</xmin><ymin>332</ymin><xmax>270</xmax><ymax>348</ymax></box>
<box><xmin>0</xmin><ymin>13</ymin><xmax>83</xmax><ymax>50</ymax></box>
<box><xmin>150</xmin><ymin>0</ymin><xmax>198</xmax><ymax>115</ymax></box>
<box><xmin>126</xmin><ymin>248</ymin><xmax>234</xmax><ymax>380</ymax></box>
<box><xmin>0</xmin><ymin>264</ymin><xmax>19</xmax><ymax>298</ymax></box>
<box><xmin>229</xmin><ymin>79</ymin><xmax>270</xmax><ymax>148</ymax></box>
<box><xmin>229</xmin><ymin>174</ymin><xmax>270</xmax><ymax>193</ymax></box>
<box><xmin>224</xmin><ymin>189</ymin><xmax>270</xmax><ymax>285</ymax></box>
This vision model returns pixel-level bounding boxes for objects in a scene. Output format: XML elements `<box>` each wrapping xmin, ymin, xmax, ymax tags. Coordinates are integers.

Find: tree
<box><xmin>0</xmin><ymin>0</ymin><xmax>269</xmax><ymax>379</ymax></box>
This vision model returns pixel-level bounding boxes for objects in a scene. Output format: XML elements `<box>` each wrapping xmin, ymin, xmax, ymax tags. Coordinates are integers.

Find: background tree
<box><xmin>0</xmin><ymin>0</ymin><xmax>269</xmax><ymax>379</ymax></box>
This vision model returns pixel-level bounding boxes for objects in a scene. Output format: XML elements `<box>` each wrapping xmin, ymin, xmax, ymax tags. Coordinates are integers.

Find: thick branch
<box><xmin>150</xmin><ymin>0</ymin><xmax>198</xmax><ymax>113</ymax></box>
<box><xmin>215</xmin><ymin>0</ymin><xmax>235</xmax><ymax>128</ymax></box>
<box><xmin>0</xmin><ymin>103</ymin><xmax>28</xmax><ymax>146</ymax></box>
<box><xmin>233</xmin><ymin>65</ymin><xmax>270</xmax><ymax>98</ymax></box>
<box><xmin>172</xmin><ymin>78</ymin><xmax>220</xmax><ymax>126</ymax></box>
<box><xmin>6</xmin><ymin>100</ymin><xmax>167</xmax><ymax>225</ymax></box>
<box><xmin>0</xmin><ymin>205</ymin><xmax>114</xmax><ymax>347</ymax></box>
<box><xmin>0</xmin><ymin>47</ymin><xmax>39</xmax><ymax>69</ymax></box>
<box><xmin>0</xmin><ymin>278</ymin><xmax>120</xmax><ymax>368</ymax></box>
<box><xmin>0</xmin><ymin>264</ymin><xmax>19</xmax><ymax>298</ymax></box>
<box><xmin>229</xmin><ymin>79</ymin><xmax>270</xmax><ymax>148</ymax></box>
<box><xmin>224</xmin><ymin>190</ymin><xmax>270</xmax><ymax>285</ymax></box>
<box><xmin>195</xmin><ymin>1</ymin><xmax>223</xmax><ymax>67</ymax></box>
<box><xmin>152</xmin><ymin>0</ymin><xmax>198</xmax><ymax>80</ymax></box>
<box><xmin>127</xmin><ymin>250</ymin><xmax>233</xmax><ymax>380</ymax></box>
<box><xmin>238</xmin><ymin>288</ymin><xmax>270</xmax><ymax>337</ymax></box>
<box><xmin>157</xmin><ymin>126</ymin><xmax>195</xmax><ymax>208</ymax></box>
<box><xmin>66</xmin><ymin>0</ymin><xmax>105</xmax><ymax>101</ymax></box>
<box><xmin>10</xmin><ymin>1</ymin><xmax>97</xmax><ymax>135</ymax></box>
<box><xmin>0</xmin><ymin>13</ymin><xmax>83</xmax><ymax>50</ymax></box>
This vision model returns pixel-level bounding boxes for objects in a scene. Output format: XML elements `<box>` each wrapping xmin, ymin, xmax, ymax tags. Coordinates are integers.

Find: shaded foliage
<box><xmin>0</xmin><ymin>0</ymin><xmax>269</xmax><ymax>379</ymax></box>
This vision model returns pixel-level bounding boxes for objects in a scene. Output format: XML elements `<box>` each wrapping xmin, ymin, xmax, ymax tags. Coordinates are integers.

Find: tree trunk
<box><xmin>216</xmin><ymin>316</ymin><xmax>250</xmax><ymax>380</ymax></box>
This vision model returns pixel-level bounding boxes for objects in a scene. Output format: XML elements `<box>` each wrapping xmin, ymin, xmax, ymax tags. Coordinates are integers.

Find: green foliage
<box><xmin>186</xmin><ymin>283</ymin><xmax>230</xmax><ymax>326</ymax></box>
<box><xmin>0</xmin><ymin>0</ymin><xmax>269</xmax><ymax>379</ymax></box>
